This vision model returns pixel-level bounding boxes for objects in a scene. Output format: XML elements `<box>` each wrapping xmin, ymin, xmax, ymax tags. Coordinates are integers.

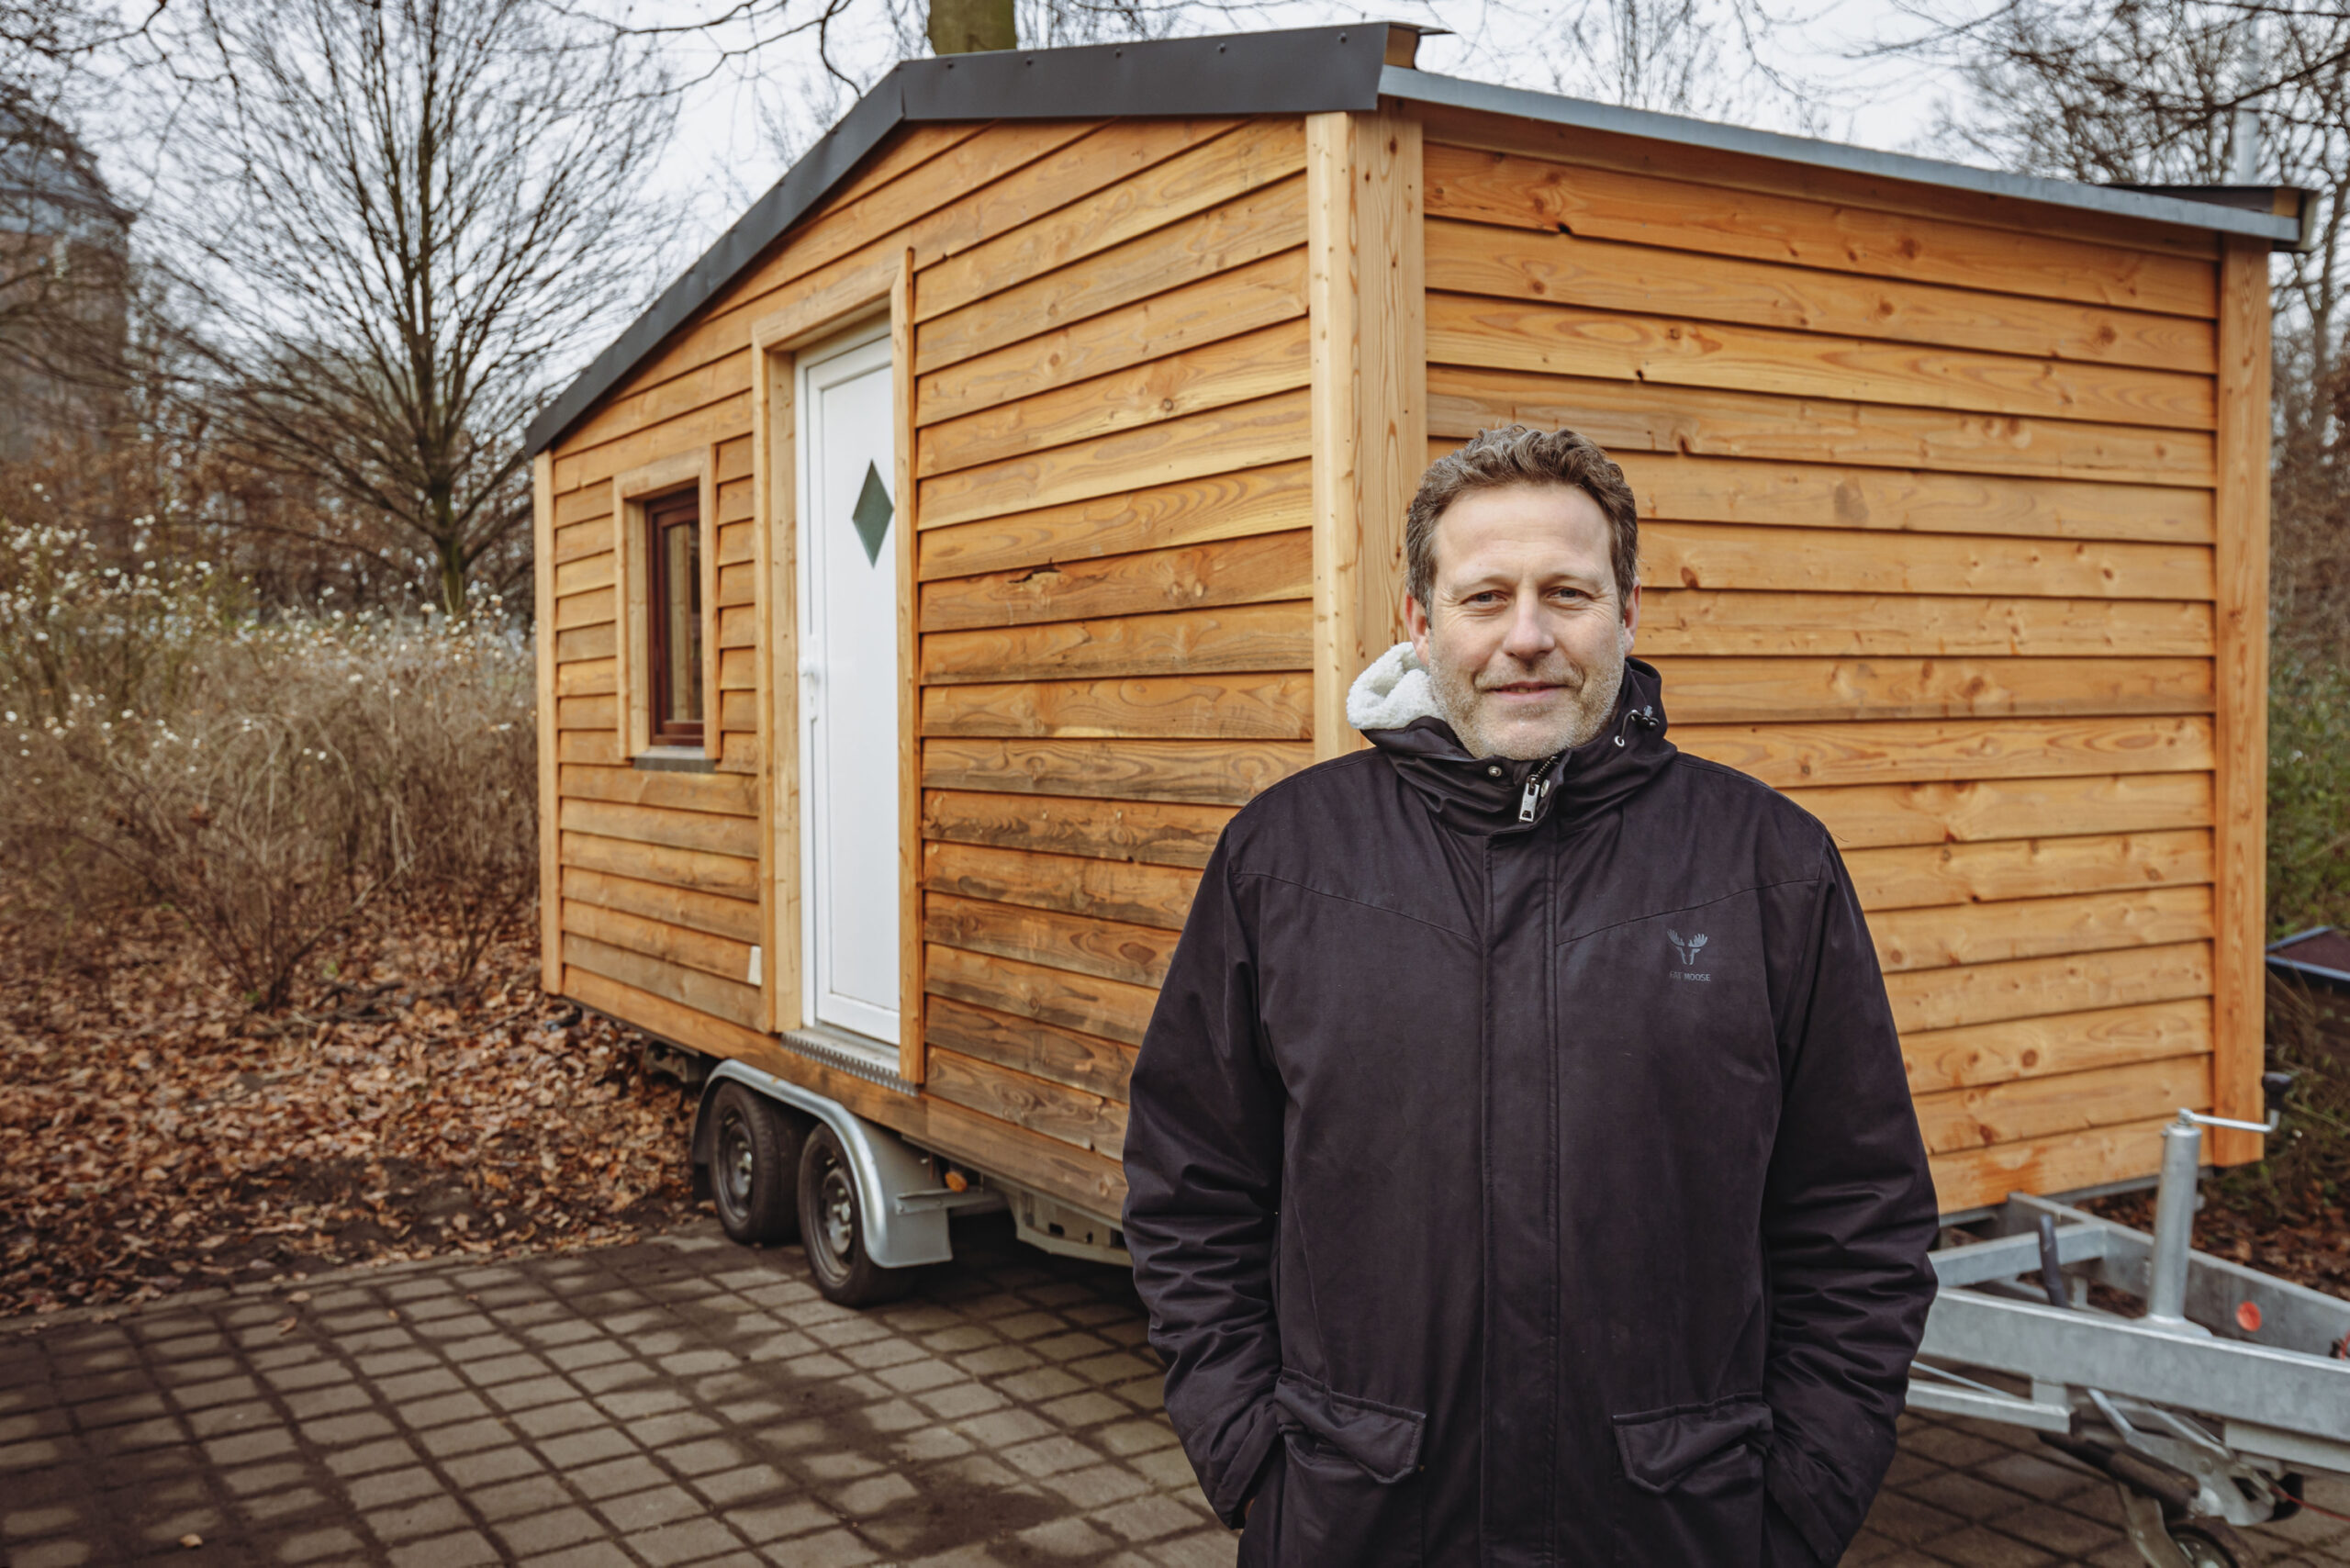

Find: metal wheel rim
<box><xmin>816</xmin><ymin>1148</ymin><xmax>856</xmax><ymax>1263</ymax></box>
<box><xmin>2171</xmin><ymin>1532</ymin><xmax>2235</xmax><ymax>1568</ymax></box>
<box><xmin>715</xmin><ymin>1108</ymin><xmax>754</xmax><ymax>1219</ymax></box>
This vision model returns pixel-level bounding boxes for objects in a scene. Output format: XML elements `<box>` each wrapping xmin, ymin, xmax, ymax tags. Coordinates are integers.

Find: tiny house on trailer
<box><xmin>523</xmin><ymin>24</ymin><xmax>2308</xmax><ymax>1303</ymax></box>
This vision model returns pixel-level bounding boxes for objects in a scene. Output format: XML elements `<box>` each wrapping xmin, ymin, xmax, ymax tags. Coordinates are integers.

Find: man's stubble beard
<box><xmin>1429</xmin><ymin>644</ymin><xmax>1627</xmax><ymax>762</ymax></box>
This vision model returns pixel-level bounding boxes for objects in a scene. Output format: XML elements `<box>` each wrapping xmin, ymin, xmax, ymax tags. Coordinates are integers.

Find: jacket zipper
<box><xmin>1511</xmin><ymin>702</ymin><xmax>1660</xmax><ymax>823</ymax></box>
<box><xmin>1516</xmin><ymin>755</ymin><xmax>1561</xmax><ymax>823</ymax></box>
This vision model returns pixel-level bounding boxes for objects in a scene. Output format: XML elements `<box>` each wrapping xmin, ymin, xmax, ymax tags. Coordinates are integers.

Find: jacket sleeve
<box><xmin>1759</xmin><ymin>842</ymin><xmax>1941</xmax><ymax>1563</ymax></box>
<box><xmin>1120</xmin><ymin>836</ymin><xmax>1286</xmax><ymax>1529</ymax></box>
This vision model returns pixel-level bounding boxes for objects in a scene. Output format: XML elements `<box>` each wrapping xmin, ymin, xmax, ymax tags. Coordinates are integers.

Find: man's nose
<box><xmin>1500</xmin><ymin>596</ymin><xmax>1555</xmax><ymax>661</ymax></box>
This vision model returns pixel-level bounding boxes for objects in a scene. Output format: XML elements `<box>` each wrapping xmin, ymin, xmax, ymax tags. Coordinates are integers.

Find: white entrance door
<box><xmin>796</xmin><ymin>324</ymin><xmax>900</xmax><ymax>1053</ymax></box>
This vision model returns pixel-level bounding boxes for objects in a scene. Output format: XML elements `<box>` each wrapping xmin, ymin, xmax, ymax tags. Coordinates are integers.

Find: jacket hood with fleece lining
<box><xmin>1345</xmin><ymin>643</ymin><xmax>1678</xmax><ymax>834</ymax></box>
<box><xmin>1346</xmin><ymin>642</ymin><xmax>1443</xmax><ymax>733</ymax></box>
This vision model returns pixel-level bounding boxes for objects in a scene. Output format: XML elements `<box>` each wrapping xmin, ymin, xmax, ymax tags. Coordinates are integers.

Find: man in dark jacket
<box><xmin>1122</xmin><ymin>425</ymin><xmax>1941</xmax><ymax>1567</ymax></box>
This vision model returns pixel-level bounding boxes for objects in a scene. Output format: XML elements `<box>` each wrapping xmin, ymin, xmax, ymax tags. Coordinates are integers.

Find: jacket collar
<box><xmin>1350</xmin><ymin>645</ymin><xmax>1675</xmax><ymax>834</ymax></box>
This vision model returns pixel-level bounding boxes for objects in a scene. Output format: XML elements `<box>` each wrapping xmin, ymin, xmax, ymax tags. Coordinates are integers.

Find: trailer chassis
<box><xmin>1910</xmin><ymin>1109</ymin><xmax>2350</xmax><ymax>1568</ymax></box>
<box><xmin>687</xmin><ymin>1047</ymin><xmax>2350</xmax><ymax>1565</ymax></box>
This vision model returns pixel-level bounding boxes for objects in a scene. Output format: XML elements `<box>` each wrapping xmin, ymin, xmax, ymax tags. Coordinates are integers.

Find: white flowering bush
<box><xmin>0</xmin><ymin>519</ymin><xmax>536</xmax><ymax>1007</ymax></box>
<box><xmin>0</xmin><ymin>518</ymin><xmax>231</xmax><ymax>726</ymax></box>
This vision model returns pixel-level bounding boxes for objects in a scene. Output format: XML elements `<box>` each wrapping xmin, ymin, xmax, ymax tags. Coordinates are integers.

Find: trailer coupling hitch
<box><xmin>1910</xmin><ymin>1103</ymin><xmax>2350</xmax><ymax>1568</ymax></box>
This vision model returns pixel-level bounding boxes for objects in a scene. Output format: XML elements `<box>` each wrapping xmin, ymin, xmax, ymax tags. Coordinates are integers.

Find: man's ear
<box><xmin>1405</xmin><ymin>591</ymin><xmax>1432</xmax><ymax>666</ymax></box>
<box><xmin>1619</xmin><ymin>581</ymin><xmax>1640</xmax><ymax>655</ymax></box>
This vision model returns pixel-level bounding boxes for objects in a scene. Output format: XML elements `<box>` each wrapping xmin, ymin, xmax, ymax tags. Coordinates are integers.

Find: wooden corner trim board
<box><xmin>748</xmin><ymin>273</ymin><xmax>899</xmax><ymax>1039</ymax></box>
<box><xmin>895</xmin><ymin>246</ymin><xmax>926</xmax><ymax>1086</ymax></box>
<box><xmin>751</xmin><ymin>313</ymin><xmax>792</xmax><ymax>1036</ymax></box>
<box><xmin>2209</xmin><ymin>233</ymin><xmax>2273</xmax><ymax>1168</ymax></box>
<box><xmin>610</xmin><ymin>449</ymin><xmax>718</xmax><ymax>763</ymax></box>
<box><xmin>1308</xmin><ymin>103</ymin><xmax>1427</xmax><ymax>762</ymax></box>
<box><xmin>533</xmin><ymin>452</ymin><xmax>564</xmax><ymax>998</ymax></box>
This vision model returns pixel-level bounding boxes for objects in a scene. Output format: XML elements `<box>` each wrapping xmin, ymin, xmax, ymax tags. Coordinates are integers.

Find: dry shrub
<box><xmin>2269</xmin><ymin>653</ymin><xmax>2350</xmax><ymax>938</ymax></box>
<box><xmin>0</xmin><ymin>517</ymin><xmax>535</xmax><ymax>1007</ymax></box>
<box><xmin>2250</xmin><ymin>976</ymin><xmax>2350</xmax><ymax>1213</ymax></box>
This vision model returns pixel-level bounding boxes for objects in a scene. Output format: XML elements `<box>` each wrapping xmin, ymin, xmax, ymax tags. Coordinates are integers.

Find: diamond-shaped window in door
<box><xmin>850</xmin><ymin>461</ymin><xmax>893</xmax><ymax>566</ymax></box>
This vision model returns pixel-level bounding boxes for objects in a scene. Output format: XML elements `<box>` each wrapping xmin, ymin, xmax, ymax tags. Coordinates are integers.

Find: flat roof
<box><xmin>524</xmin><ymin>23</ymin><xmax>2307</xmax><ymax>457</ymax></box>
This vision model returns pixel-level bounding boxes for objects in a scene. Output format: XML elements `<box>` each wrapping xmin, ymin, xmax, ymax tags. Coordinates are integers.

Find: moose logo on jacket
<box><xmin>1667</xmin><ymin>928</ymin><xmax>1711</xmax><ymax>980</ymax></box>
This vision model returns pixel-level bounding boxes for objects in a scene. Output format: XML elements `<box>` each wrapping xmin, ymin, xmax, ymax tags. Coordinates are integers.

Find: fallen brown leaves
<box><xmin>0</xmin><ymin>903</ymin><xmax>697</xmax><ymax>1318</ymax></box>
<box><xmin>2086</xmin><ymin>1185</ymin><xmax>2350</xmax><ymax>1302</ymax></box>
<box><xmin>2086</xmin><ymin>977</ymin><xmax>2350</xmax><ymax>1304</ymax></box>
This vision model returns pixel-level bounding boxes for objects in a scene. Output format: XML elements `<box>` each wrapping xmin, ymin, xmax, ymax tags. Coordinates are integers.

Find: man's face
<box><xmin>1404</xmin><ymin>483</ymin><xmax>1639</xmax><ymax>761</ymax></box>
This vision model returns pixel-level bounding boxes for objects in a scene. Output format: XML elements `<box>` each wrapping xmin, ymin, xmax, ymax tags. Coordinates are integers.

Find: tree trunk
<box><xmin>927</xmin><ymin>0</ymin><xmax>1013</xmax><ymax>56</ymax></box>
<box><xmin>438</xmin><ymin>535</ymin><xmax>468</xmax><ymax>618</ymax></box>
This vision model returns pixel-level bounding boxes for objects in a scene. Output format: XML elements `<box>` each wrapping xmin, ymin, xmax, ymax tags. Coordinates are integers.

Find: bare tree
<box><xmin>599</xmin><ymin>0</ymin><xmax>1204</xmax><ymax>106</ymax></box>
<box><xmin>928</xmin><ymin>0</ymin><xmax>1015</xmax><ymax>54</ymax></box>
<box><xmin>1583</xmin><ymin>0</ymin><xmax>1720</xmax><ymax>111</ymax></box>
<box><xmin>145</xmin><ymin>0</ymin><xmax>675</xmax><ymax>614</ymax></box>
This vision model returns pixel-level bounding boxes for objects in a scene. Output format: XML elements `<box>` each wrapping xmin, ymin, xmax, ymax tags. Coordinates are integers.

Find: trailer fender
<box><xmin>690</xmin><ymin>1060</ymin><xmax>954</xmax><ymax>1269</ymax></box>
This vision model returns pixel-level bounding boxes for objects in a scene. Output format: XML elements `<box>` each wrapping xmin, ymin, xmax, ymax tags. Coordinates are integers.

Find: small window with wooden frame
<box><xmin>643</xmin><ymin>488</ymin><xmax>704</xmax><ymax>747</ymax></box>
<box><xmin>611</xmin><ymin>450</ymin><xmax>718</xmax><ymax>766</ymax></box>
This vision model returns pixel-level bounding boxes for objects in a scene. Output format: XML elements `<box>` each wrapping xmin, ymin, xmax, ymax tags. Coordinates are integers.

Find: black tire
<box><xmin>797</xmin><ymin>1123</ymin><xmax>915</xmax><ymax>1307</ymax></box>
<box><xmin>706</xmin><ymin>1082</ymin><xmax>802</xmax><ymax>1246</ymax></box>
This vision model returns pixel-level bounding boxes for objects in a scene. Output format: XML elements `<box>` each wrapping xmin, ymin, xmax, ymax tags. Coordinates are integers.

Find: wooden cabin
<box><xmin>523</xmin><ymin>24</ymin><xmax>2306</xmax><ymax>1232</ymax></box>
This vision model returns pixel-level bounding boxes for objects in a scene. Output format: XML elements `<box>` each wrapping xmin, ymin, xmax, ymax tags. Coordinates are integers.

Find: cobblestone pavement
<box><xmin>2</xmin><ymin>1215</ymin><xmax>2344</xmax><ymax>1567</ymax></box>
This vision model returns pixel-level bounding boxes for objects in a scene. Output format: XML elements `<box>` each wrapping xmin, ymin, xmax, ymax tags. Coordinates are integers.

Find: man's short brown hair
<box><xmin>1405</xmin><ymin>425</ymin><xmax>1639</xmax><ymax>610</ymax></box>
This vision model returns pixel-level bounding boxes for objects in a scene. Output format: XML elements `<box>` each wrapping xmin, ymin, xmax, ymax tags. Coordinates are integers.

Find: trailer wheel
<box><xmin>798</xmin><ymin>1124</ymin><xmax>915</xmax><ymax>1307</ymax></box>
<box><xmin>708</xmin><ymin>1082</ymin><xmax>801</xmax><ymax>1246</ymax></box>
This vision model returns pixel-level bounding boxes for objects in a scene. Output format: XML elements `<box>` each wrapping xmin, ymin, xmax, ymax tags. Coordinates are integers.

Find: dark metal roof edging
<box><xmin>523</xmin><ymin>25</ymin><xmax>1394</xmax><ymax>455</ymax></box>
<box><xmin>1382</xmin><ymin>67</ymin><xmax>2306</xmax><ymax>252</ymax></box>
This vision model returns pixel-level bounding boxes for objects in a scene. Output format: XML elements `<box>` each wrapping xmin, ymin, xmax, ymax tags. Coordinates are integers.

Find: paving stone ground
<box><xmin>2</xmin><ymin>1215</ymin><xmax>2344</xmax><ymax>1567</ymax></box>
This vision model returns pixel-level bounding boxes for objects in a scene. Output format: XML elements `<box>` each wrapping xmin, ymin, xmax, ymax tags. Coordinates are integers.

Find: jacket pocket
<box><xmin>1608</xmin><ymin>1396</ymin><xmax>1772</xmax><ymax>1567</ymax></box>
<box><xmin>1244</xmin><ymin>1368</ymin><xmax>1427</xmax><ymax>1567</ymax></box>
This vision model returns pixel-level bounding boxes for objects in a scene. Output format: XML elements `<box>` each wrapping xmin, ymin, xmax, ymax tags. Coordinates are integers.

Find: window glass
<box><xmin>647</xmin><ymin>492</ymin><xmax>702</xmax><ymax>745</ymax></box>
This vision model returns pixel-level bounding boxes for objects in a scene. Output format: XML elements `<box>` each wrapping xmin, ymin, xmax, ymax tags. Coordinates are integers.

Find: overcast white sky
<box><xmin>641</xmin><ymin>0</ymin><xmax>1980</xmax><ymax>252</ymax></box>
<box><xmin>76</xmin><ymin>0</ymin><xmax>1986</xmax><ymax>382</ymax></box>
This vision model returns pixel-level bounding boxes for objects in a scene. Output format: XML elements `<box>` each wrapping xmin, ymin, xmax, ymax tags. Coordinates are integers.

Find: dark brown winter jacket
<box><xmin>1121</xmin><ymin>655</ymin><xmax>1940</xmax><ymax>1567</ymax></box>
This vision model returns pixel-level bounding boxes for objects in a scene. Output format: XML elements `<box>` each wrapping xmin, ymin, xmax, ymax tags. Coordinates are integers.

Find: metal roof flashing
<box><xmin>524</xmin><ymin>27</ymin><xmax>2302</xmax><ymax>457</ymax></box>
<box><xmin>1382</xmin><ymin>68</ymin><xmax>2306</xmax><ymax>252</ymax></box>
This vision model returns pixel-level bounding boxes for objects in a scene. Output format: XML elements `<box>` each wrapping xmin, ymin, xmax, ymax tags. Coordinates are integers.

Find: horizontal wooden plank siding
<box><xmin>896</xmin><ymin>121</ymin><xmax>1335</xmax><ymax>1208</ymax></box>
<box><xmin>1640</xmin><ymin>591</ymin><xmax>2211</xmax><ymax>657</ymax></box>
<box><xmin>922</xmin><ymin>602</ymin><xmax>1313</xmax><ymax>685</ymax></box>
<box><xmin>1423</xmin><ymin>103</ymin><xmax>2233</xmax><ymax>1212</ymax></box>
<box><xmin>1902</xmin><ymin>1000</ymin><xmax>2210</xmax><ymax>1095</ymax></box>
<box><xmin>1430</xmin><ymin>366</ymin><xmax>2214</xmax><ymax>486</ymax></box>
<box><xmin>535</xmin><ymin>116</ymin><xmax>1325</xmax><ymax>1217</ymax></box>
<box><xmin>1424</xmin><ymin>219</ymin><xmax>2215</xmax><ymax>374</ymax></box>
<box><xmin>1608</xmin><ymin>454</ymin><xmax>2212</xmax><ymax>544</ymax></box>
<box><xmin>922</xmin><ymin>790</ymin><xmax>1234</xmax><ymax>868</ymax></box>
<box><xmin>1846</xmin><ymin>829</ymin><xmax>2210</xmax><ymax>911</ymax></box>
<box><xmin>1426</xmin><ymin>293</ymin><xmax>2215</xmax><ymax>430</ymax></box>
<box><xmin>1421</xmin><ymin>142</ymin><xmax>2216</xmax><ymax>315</ymax></box>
